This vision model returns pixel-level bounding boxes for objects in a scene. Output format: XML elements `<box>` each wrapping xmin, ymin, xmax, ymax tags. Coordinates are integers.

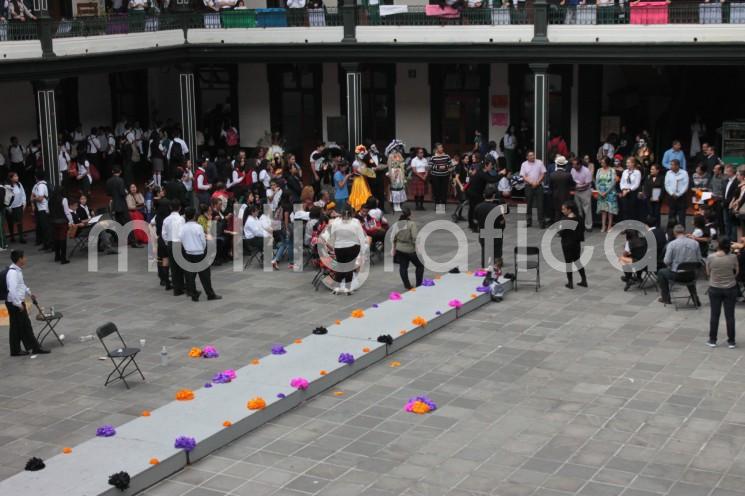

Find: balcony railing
<box><xmin>0</xmin><ymin>21</ymin><xmax>40</xmax><ymax>41</ymax></box>
<box><xmin>357</xmin><ymin>5</ymin><xmax>533</xmax><ymax>26</ymax></box>
<box><xmin>548</xmin><ymin>3</ymin><xmax>745</xmax><ymax>25</ymax></box>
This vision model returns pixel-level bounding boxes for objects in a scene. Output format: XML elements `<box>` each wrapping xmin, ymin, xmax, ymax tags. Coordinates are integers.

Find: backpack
<box><xmin>1</xmin><ymin>185</ymin><xmax>13</xmax><ymax>208</ymax></box>
<box><xmin>170</xmin><ymin>141</ymin><xmax>184</xmax><ymax>164</ymax></box>
<box><xmin>226</xmin><ymin>128</ymin><xmax>239</xmax><ymax>147</ymax></box>
<box><xmin>0</xmin><ymin>266</ymin><xmax>12</xmax><ymax>302</ymax></box>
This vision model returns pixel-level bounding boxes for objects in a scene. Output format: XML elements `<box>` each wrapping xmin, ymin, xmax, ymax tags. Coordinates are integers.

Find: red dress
<box><xmin>129</xmin><ymin>210</ymin><xmax>149</xmax><ymax>244</ymax></box>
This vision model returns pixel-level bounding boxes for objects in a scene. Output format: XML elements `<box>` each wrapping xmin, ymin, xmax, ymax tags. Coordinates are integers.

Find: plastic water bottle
<box><xmin>160</xmin><ymin>346</ymin><xmax>168</xmax><ymax>366</ymax></box>
<box><xmin>79</xmin><ymin>335</ymin><xmax>94</xmax><ymax>342</ymax></box>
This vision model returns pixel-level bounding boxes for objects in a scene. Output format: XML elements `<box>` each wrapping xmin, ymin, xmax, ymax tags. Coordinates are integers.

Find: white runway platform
<box><xmin>0</xmin><ymin>272</ymin><xmax>509</xmax><ymax>496</ymax></box>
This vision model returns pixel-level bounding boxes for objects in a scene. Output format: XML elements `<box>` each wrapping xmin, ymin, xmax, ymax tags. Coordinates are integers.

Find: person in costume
<box><xmin>349</xmin><ymin>145</ymin><xmax>373</xmax><ymax>211</ymax></box>
<box><xmin>387</xmin><ymin>150</ymin><xmax>407</xmax><ymax>212</ymax></box>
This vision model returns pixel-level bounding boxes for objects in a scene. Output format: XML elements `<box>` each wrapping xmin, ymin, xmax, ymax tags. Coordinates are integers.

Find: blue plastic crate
<box><xmin>256</xmin><ymin>8</ymin><xmax>288</xmax><ymax>27</ymax></box>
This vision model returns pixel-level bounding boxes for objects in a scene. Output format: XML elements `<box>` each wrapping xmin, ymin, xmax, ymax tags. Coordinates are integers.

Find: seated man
<box><xmin>356</xmin><ymin>199</ymin><xmax>388</xmax><ymax>251</ymax></box>
<box><xmin>658</xmin><ymin>224</ymin><xmax>703</xmax><ymax>305</ymax></box>
<box><xmin>619</xmin><ymin>230</ymin><xmax>648</xmax><ymax>290</ymax></box>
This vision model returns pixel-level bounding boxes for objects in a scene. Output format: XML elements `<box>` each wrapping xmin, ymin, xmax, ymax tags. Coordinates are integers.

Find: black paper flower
<box><xmin>24</xmin><ymin>457</ymin><xmax>45</xmax><ymax>471</ymax></box>
<box><xmin>313</xmin><ymin>326</ymin><xmax>328</xmax><ymax>335</ymax></box>
<box><xmin>377</xmin><ymin>334</ymin><xmax>393</xmax><ymax>345</ymax></box>
<box><xmin>108</xmin><ymin>471</ymin><xmax>131</xmax><ymax>491</ymax></box>
<box><xmin>449</xmin><ymin>267</ymin><xmax>461</xmax><ymax>274</ymax></box>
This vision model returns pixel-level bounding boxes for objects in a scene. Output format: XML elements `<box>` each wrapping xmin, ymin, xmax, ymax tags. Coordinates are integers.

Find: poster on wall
<box><xmin>600</xmin><ymin>115</ymin><xmax>621</xmax><ymax>142</ymax></box>
<box><xmin>491</xmin><ymin>113</ymin><xmax>508</xmax><ymax>127</ymax></box>
<box><xmin>491</xmin><ymin>95</ymin><xmax>508</xmax><ymax>109</ymax></box>
<box><xmin>73</xmin><ymin>0</ymin><xmax>104</xmax><ymax>16</ymax></box>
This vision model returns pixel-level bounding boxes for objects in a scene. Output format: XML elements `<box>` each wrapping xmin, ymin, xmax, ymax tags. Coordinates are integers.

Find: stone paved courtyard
<box><xmin>1</xmin><ymin>210</ymin><xmax>744</xmax><ymax>496</ymax></box>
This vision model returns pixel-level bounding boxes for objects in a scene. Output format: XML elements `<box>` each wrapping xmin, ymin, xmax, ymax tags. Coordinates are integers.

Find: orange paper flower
<box><xmin>294</xmin><ymin>339</ymin><xmax>302</xmax><ymax>344</ymax></box>
<box><xmin>247</xmin><ymin>397</ymin><xmax>266</xmax><ymax>410</ymax></box>
<box><xmin>333</xmin><ymin>391</ymin><xmax>344</xmax><ymax>397</ymax></box>
<box><xmin>409</xmin><ymin>288</ymin><xmax>416</xmax><ymax>292</ymax></box>
<box><xmin>223</xmin><ymin>421</ymin><xmax>232</xmax><ymax>427</ymax></box>
<box><xmin>141</xmin><ymin>410</ymin><xmax>150</xmax><ymax>417</ymax></box>
<box><xmin>351</xmin><ymin>309</ymin><xmax>365</xmax><ymax>318</ymax></box>
<box><xmin>62</xmin><ymin>447</ymin><xmax>72</xmax><ymax>454</ymax></box>
<box><xmin>434</xmin><ymin>275</ymin><xmax>442</xmax><ymax>280</ymax></box>
<box><xmin>412</xmin><ymin>316</ymin><xmax>427</xmax><ymax>327</ymax></box>
<box><xmin>390</xmin><ymin>361</ymin><xmax>401</xmax><ymax>367</ymax></box>
<box><xmin>319</xmin><ymin>370</ymin><xmax>327</xmax><ymax>376</ymax></box>
<box><xmin>362</xmin><ymin>347</ymin><xmax>370</xmax><ymax>353</ymax></box>
<box><xmin>410</xmin><ymin>401</ymin><xmax>431</xmax><ymax>414</ymax></box>
<box><xmin>470</xmin><ymin>293</ymin><xmax>477</xmax><ymax>298</ymax></box>
<box><xmin>188</xmin><ymin>347</ymin><xmax>202</xmax><ymax>358</ymax></box>
<box><xmin>400</xmin><ymin>330</ymin><xmax>407</xmax><ymax>335</ymax></box>
<box><xmin>335</xmin><ymin>320</ymin><xmax>341</xmax><ymax>325</ymax></box>
<box><xmin>176</xmin><ymin>389</ymin><xmax>195</xmax><ymax>401</ymax></box>
<box><xmin>149</xmin><ymin>458</ymin><xmax>159</xmax><ymax>465</ymax></box>
<box><xmin>251</xmin><ymin>359</ymin><xmax>260</xmax><ymax>365</ymax></box>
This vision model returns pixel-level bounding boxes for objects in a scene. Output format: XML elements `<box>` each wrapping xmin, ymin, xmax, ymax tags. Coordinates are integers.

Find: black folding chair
<box><xmin>32</xmin><ymin>299</ymin><xmax>64</xmax><ymax>348</ymax></box>
<box><xmin>68</xmin><ymin>224</ymin><xmax>92</xmax><ymax>258</ymax></box>
<box><xmin>96</xmin><ymin>322</ymin><xmax>145</xmax><ymax>389</ymax></box>
<box><xmin>668</xmin><ymin>262</ymin><xmax>702</xmax><ymax>310</ymax></box>
<box><xmin>513</xmin><ymin>246</ymin><xmax>540</xmax><ymax>292</ymax></box>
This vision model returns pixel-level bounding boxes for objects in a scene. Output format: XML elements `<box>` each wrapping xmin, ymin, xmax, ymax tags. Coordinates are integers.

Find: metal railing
<box><xmin>357</xmin><ymin>4</ymin><xmax>533</xmax><ymax>26</ymax></box>
<box><xmin>50</xmin><ymin>8</ymin><xmax>341</xmax><ymax>39</ymax></box>
<box><xmin>548</xmin><ymin>3</ymin><xmax>745</xmax><ymax>25</ymax></box>
<box><xmin>0</xmin><ymin>20</ymin><xmax>40</xmax><ymax>41</ymax></box>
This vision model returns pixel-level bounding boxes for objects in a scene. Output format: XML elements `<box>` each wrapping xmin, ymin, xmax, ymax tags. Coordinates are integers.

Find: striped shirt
<box><xmin>429</xmin><ymin>154</ymin><xmax>452</xmax><ymax>177</ymax></box>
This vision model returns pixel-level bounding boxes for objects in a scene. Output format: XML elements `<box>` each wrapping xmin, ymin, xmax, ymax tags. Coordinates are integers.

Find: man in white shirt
<box><xmin>6</xmin><ymin>172</ymin><xmax>26</xmax><ymax>244</ymax></box>
<box><xmin>243</xmin><ymin>205</ymin><xmax>269</xmax><ymax>252</ymax></box>
<box><xmin>181</xmin><ymin>207</ymin><xmax>221</xmax><ymax>302</ymax></box>
<box><xmin>30</xmin><ymin>171</ymin><xmax>51</xmax><ymax>251</ymax></box>
<box><xmin>5</xmin><ymin>250</ymin><xmax>49</xmax><ymax>356</ymax></box>
<box><xmin>664</xmin><ymin>159</ymin><xmax>689</xmax><ymax>229</ymax></box>
<box><xmin>619</xmin><ymin>158</ymin><xmax>642</xmax><ymax>222</ymax></box>
<box><xmin>519</xmin><ymin>151</ymin><xmax>547</xmax><ymax>228</ymax></box>
<box><xmin>162</xmin><ymin>200</ymin><xmax>186</xmax><ymax>296</ymax></box>
<box><xmin>7</xmin><ymin>137</ymin><xmax>25</xmax><ymax>177</ymax></box>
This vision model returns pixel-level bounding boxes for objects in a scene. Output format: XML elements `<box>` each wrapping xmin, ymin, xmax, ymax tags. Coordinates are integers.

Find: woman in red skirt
<box><xmin>409</xmin><ymin>147</ymin><xmax>429</xmax><ymax>210</ymax></box>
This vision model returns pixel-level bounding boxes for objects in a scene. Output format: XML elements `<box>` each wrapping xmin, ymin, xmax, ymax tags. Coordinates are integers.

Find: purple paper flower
<box><xmin>204</xmin><ymin>383</ymin><xmax>212</xmax><ymax>388</ymax></box>
<box><xmin>212</xmin><ymin>371</ymin><xmax>232</xmax><ymax>384</ymax></box>
<box><xmin>435</xmin><ymin>311</ymin><xmax>442</xmax><ymax>316</ymax></box>
<box><xmin>96</xmin><ymin>425</ymin><xmax>116</xmax><ymax>437</ymax></box>
<box><xmin>338</xmin><ymin>353</ymin><xmax>355</xmax><ymax>365</ymax></box>
<box><xmin>422</xmin><ymin>279</ymin><xmax>435</xmax><ymax>287</ymax></box>
<box><xmin>271</xmin><ymin>345</ymin><xmax>286</xmax><ymax>355</ymax></box>
<box><xmin>201</xmin><ymin>346</ymin><xmax>219</xmax><ymax>359</ymax></box>
<box><xmin>277</xmin><ymin>393</ymin><xmax>286</xmax><ymax>399</ymax></box>
<box><xmin>372</xmin><ymin>304</ymin><xmax>379</xmax><ymax>308</ymax></box>
<box><xmin>174</xmin><ymin>436</ymin><xmax>196</xmax><ymax>452</ymax></box>
<box><xmin>476</xmin><ymin>285</ymin><xmax>489</xmax><ymax>293</ymax></box>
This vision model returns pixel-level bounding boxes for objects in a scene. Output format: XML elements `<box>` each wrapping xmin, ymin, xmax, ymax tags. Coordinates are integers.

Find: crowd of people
<box><xmin>3</xmin><ymin>116</ymin><xmax>745</xmax><ymax>354</ymax></box>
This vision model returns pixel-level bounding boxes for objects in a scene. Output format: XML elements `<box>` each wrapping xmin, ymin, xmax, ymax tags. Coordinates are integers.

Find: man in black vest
<box><xmin>106</xmin><ymin>167</ymin><xmax>141</xmax><ymax>248</ymax></box>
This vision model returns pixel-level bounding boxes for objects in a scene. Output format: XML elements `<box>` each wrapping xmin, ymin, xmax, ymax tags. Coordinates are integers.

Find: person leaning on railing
<box><xmin>7</xmin><ymin>0</ymin><xmax>36</xmax><ymax>22</ymax></box>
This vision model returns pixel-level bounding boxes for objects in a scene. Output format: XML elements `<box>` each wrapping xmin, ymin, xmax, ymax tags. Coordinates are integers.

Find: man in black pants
<box><xmin>30</xmin><ymin>170</ymin><xmax>51</xmax><ymax>251</ymax></box>
<box><xmin>180</xmin><ymin>207</ymin><xmax>221</xmax><ymax>302</ymax></box>
<box><xmin>162</xmin><ymin>200</ymin><xmax>185</xmax><ymax>296</ymax></box>
<box><xmin>5</xmin><ymin>250</ymin><xmax>49</xmax><ymax>356</ymax></box>
<box><xmin>474</xmin><ymin>184</ymin><xmax>506</xmax><ymax>269</ymax></box>
<box><xmin>466</xmin><ymin>160</ymin><xmax>500</xmax><ymax>233</ymax></box>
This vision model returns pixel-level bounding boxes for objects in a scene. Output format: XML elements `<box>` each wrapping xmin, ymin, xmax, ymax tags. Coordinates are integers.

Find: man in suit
<box><xmin>473</xmin><ymin>184</ymin><xmax>506</xmax><ymax>269</ymax></box>
<box><xmin>723</xmin><ymin>164</ymin><xmax>739</xmax><ymax>240</ymax></box>
<box><xmin>165</xmin><ymin>167</ymin><xmax>188</xmax><ymax>211</ymax></box>
<box><xmin>549</xmin><ymin>156</ymin><xmax>574</xmax><ymax>223</ymax></box>
<box><xmin>466</xmin><ymin>160</ymin><xmax>500</xmax><ymax>233</ymax></box>
<box><xmin>106</xmin><ymin>167</ymin><xmax>141</xmax><ymax>248</ymax></box>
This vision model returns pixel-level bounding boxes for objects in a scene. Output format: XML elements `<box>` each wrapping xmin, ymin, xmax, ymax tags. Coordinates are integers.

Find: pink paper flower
<box><xmin>389</xmin><ymin>292</ymin><xmax>402</xmax><ymax>301</ymax></box>
<box><xmin>290</xmin><ymin>377</ymin><xmax>309</xmax><ymax>390</ymax></box>
<box><xmin>474</xmin><ymin>270</ymin><xmax>487</xmax><ymax>277</ymax></box>
<box><xmin>448</xmin><ymin>299</ymin><xmax>463</xmax><ymax>308</ymax></box>
<box><xmin>223</xmin><ymin>369</ymin><xmax>237</xmax><ymax>380</ymax></box>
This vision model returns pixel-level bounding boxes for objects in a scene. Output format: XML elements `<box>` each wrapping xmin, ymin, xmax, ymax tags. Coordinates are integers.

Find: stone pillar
<box><xmin>532</xmin><ymin>0</ymin><xmax>548</xmax><ymax>42</ymax></box>
<box><xmin>179</xmin><ymin>71</ymin><xmax>198</xmax><ymax>160</ymax></box>
<box><xmin>342</xmin><ymin>0</ymin><xmax>357</xmax><ymax>42</ymax></box>
<box><xmin>34</xmin><ymin>79</ymin><xmax>59</xmax><ymax>188</ymax></box>
<box><xmin>343</xmin><ymin>63</ymin><xmax>362</xmax><ymax>149</ymax></box>
<box><xmin>531</xmin><ymin>63</ymin><xmax>549</xmax><ymax>162</ymax></box>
